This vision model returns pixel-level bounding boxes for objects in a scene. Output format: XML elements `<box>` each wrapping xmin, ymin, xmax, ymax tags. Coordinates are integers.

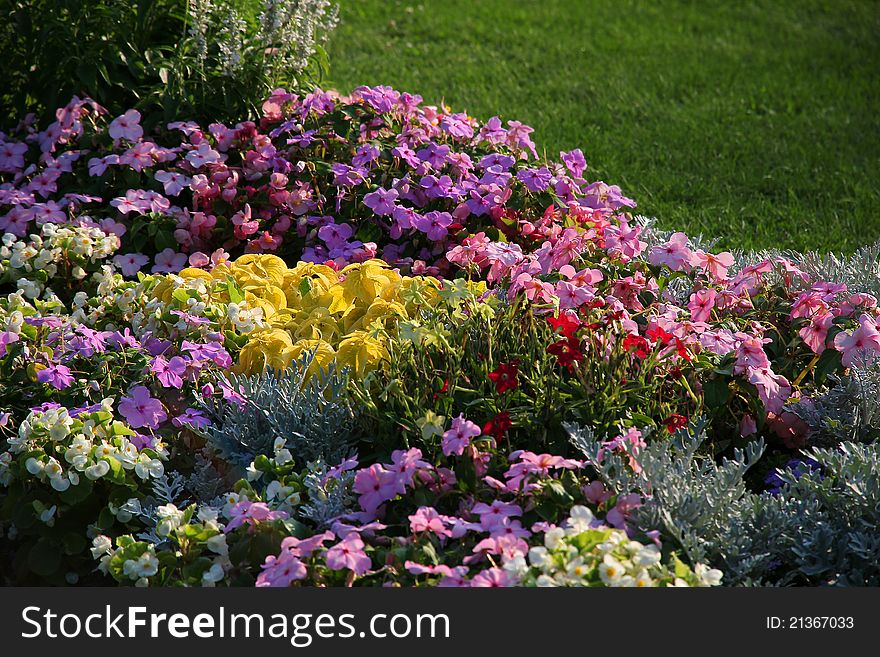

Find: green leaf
<box><xmin>814</xmin><ymin>348</ymin><xmax>843</xmax><ymax>384</ymax></box>
<box><xmin>28</xmin><ymin>538</ymin><xmax>62</xmax><ymax>577</ymax></box>
<box><xmin>703</xmin><ymin>376</ymin><xmax>730</xmax><ymax>409</ymax></box>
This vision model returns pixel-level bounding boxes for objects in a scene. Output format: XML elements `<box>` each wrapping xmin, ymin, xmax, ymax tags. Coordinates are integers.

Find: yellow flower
<box><xmin>335</xmin><ymin>330</ymin><xmax>390</xmax><ymax>377</ymax></box>
<box><xmin>234</xmin><ymin>328</ymin><xmax>296</xmax><ymax>374</ymax></box>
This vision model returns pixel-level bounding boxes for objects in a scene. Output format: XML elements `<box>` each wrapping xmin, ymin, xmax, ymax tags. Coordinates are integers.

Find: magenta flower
<box><xmin>747</xmin><ymin>366</ymin><xmax>792</xmax><ymax>414</ymax></box>
<box><xmin>353</xmin><ymin>464</ymin><xmax>399</xmax><ymax>515</ymax></box>
<box><xmin>225</xmin><ymin>501</ymin><xmax>289</xmax><ymax>533</ymax></box>
<box><xmin>118</xmin><ymin>385</ymin><xmax>167</xmax><ymax>429</ymax></box>
<box><xmin>108</xmin><ymin>109</ymin><xmax>143</xmax><ymax>142</ymax></box>
<box><xmin>325</xmin><ymin>534</ymin><xmax>371</xmax><ymax>576</ymax></box>
<box><xmin>412</xmin><ymin>211</ymin><xmax>452</xmax><ymax>241</ymax></box>
<box><xmin>470</xmin><ymin>567</ymin><xmax>515</xmax><ymax>587</ymax></box>
<box><xmin>693</xmin><ymin>249</ymin><xmax>735</xmax><ymax>281</ymax></box>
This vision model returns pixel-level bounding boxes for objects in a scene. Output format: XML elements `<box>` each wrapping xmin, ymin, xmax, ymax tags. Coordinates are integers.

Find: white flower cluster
<box><xmin>3</xmin><ymin>403</ymin><xmax>168</xmax><ymax>493</ymax></box>
<box><xmin>504</xmin><ymin>505</ymin><xmax>723</xmax><ymax>588</ymax></box>
<box><xmin>0</xmin><ymin>224</ymin><xmax>120</xmax><ymax>298</ymax></box>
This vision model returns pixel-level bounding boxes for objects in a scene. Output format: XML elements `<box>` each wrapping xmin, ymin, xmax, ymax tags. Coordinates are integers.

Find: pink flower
<box><xmin>648</xmin><ymin>232</ymin><xmax>694</xmax><ymax>271</ymax></box>
<box><xmin>186</xmin><ymin>142</ymin><xmax>222</xmax><ymax>168</ymax></box>
<box><xmin>325</xmin><ymin>534</ymin><xmax>371</xmax><ymax>575</ymax></box>
<box><xmin>740</xmin><ymin>414</ymin><xmax>758</xmax><ymax>437</ymax></box>
<box><xmin>225</xmin><ymin>501</ymin><xmax>289</xmax><ymax>533</ymax></box>
<box><xmin>155</xmin><ymin>170</ymin><xmax>191</xmax><ymax>196</ymax></box>
<box><xmin>693</xmin><ymin>250</ymin><xmax>735</xmax><ymax>281</ymax></box>
<box><xmin>112</xmin><ymin>252</ymin><xmax>150</xmax><ymax>276</ymax></box>
<box><xmin>108</xmin><ymin>109</ymin><xmax>143</xmax><ymax>142</ymax></box>
<box><xmin>152</xmin><ymin>248</ymin><xmax>187</xmax><ymax>273</ymax></box>
<box><xmin>256</xmin><ymin>551</ymin><xmax>307</xmax><ymax>587</ymax></box>
<box><xmin>470</xmin><ymin>567</ymin><xmax>515</xmax><ymax>587</ymax></box>
<box><xmin>441</xmin><ymin>414</ymin><xmax>481</xmax><ymax>456</ymax></box>
<box><xmin>118</xmin><ymin>385</ymin><xmax>167</xmax><ymax>429</ymax></box>
<box><xmin>733</xmin><ymin>334</ymin><xmax>772</xmax><ymax>374</ymax></box>
<box><xmin>834</xmin><ymin>313</ymin><xmax>880</xmax><ymax>367</ymax></box>
<box><xmin>688</xmin><ymin>288</ymin><xmax>717</xmax><ymax>323</ymax></box>
<box><xmin>409</xmin><ymin>507</ymin><xmax>452</xmax><ymax>538</ymax></box>
<box><xmin>0</xmin><ymin>331</ymin><xmax>20</xmax><ymax>357</ymax></box>
<box><xmin>799</xmin><ymin>311</ymin><xmax>833</xmax><ymax>355</ymax></box>
<box><xmin>353</xmin><ymin>464</ymin><xmax>399</xmax><ymax>515</ymax></box>
<box><xmin>747</xmin><ymin>367</ymin><xmax>792</xmax><ymax>414</ymax></box>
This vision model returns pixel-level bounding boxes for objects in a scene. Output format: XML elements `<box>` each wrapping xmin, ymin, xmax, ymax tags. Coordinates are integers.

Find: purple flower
<box><xmin>412</xmin><ymin>211</ymin><xmax>453</xmax><ymax>241</ymax></box>
<box><xmin>172</xmin><ymin>408</ymin><xmax>211</xmax><ymax>430</ymax></box>
<box><xmin>363</xmin><ymin>187</ymin><xmax>398</xmax><ymax>216</ymax></box>
<box><xmin>36</xmin><ymin>364</ymin><xmax>74</xmax><ymax>390</ymax></box>
<box><xmin>150</xmin><ymin>355</ymin><xmax>188</xmax><ymax>389</ymax></box>
<box><xmin>517</xmin><ymin>167</ymin><xmax>553</xmax><ymax>192</ymax></box>
<box><xmin>0</xmin><ymin>331</ymin><xmax>20</xmax><ymax>357</ymax></box>
<box><xmin>118</xmin><ymin>385</ymin><xmax>167</xmax><ymax>429</ymax></box>
<box><xmin>330</xmin><ymin>163</ymin><xmax>368</xmax><ymax>187</ymax></box>
<box><xmin>561</xmin><ymin>148</ymin><xmax>587</xmax><ymax>178</ymax></box>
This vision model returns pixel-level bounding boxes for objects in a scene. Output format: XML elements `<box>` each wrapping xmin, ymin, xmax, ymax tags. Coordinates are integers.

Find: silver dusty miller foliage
<box><xmin>567</xmin><ymin>421</ymin><xmax>880</xmax><ymax>586</ymax></box>
<box><xmin>195</xmin><ymin>350</ymin><xmax>357</xmax><ymax>471</ymax></box>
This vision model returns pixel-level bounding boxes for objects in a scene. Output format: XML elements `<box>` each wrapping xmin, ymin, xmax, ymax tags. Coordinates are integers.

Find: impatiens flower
<box><xmin>186</xmin><ymin>142</ymin><xmax>222</xmax><ymax>168</ymax></box>
<box><xmin>663</xmin><ymin>414</ymin><xmax>689</xmax><ymax>434</ymax></box>
<box><xmin>150</xmin><ymin>355</ymin><xmax>188</xmax><ymax>388</ymax></box>
<box><xmin>409</xmin><ymin>507</ymin><xmax>453</xmax><ymax>538</ymax></box>
<box><xmin>155</xmin><ymin>170</ymin><xmax>191</xmax><ymax>196</ymax></box>
<box><xmin>36</xmin><ymin>364</ymin><xmax>74</xmax><ymax>390</ymax></box>
<box><xmin>0</xmin><ymin>331</ymin><xmax>20</xmax><ymax>357</ymax></box>
<box><xmin>747</xmin><ymin>367</ymin><xmax>792</xmax><ymax>414</ymax></box>
<box><xmin>688</xmin><ymin>288</ymin><xmax>717</xmax><ymax>323</ymax></box>
<box><xmin>108</xmin><ymin>109</ymin><xmax>143</xmax><ymax>142</ymax></box>
<box><xmin>547</xmin><ymin>312</ymin><xmax>581</xmax><ymax>339</ymax></box>
<box><xmin>441</xmin><ymin>414</ymin><xmax>482</xmax><ymax>456</ymax></box>
<box><xmin>112</xmin><ymin>252</ymin><xmax>150</xmax><ymax>276</ymax></box>
<box><xmin>488</xmin><ymin>360</ymin><xmax>520</xmax><ymax>394</ymax></box>
<box><xmin>648</xmin><ymin>232</ymin><xmax>694</xmax><ymax>271</ymax></box>
<box><xmin>325</xmin><ymin>534</ymin><xmax>371</xmax><ymax>576</ymax></box>
<box><xmin>833</xmin><ymin>313</ymin><xmax>880</xmax><ymax>367</ymax></box>
<box><xmin>363</xmin><ymin>187</ymin><xmax>398</xmax><ymax>216</ymax></box>
<box><xmin>118</xmin><ymin>385</ymin><xmax>167</xmax><ymax>429</ymax></box>
<box><xmin>256</xmin><ymin>551</ymin><xmax>307</xmax><ymax>587</ymax></box>
<box><xmin>693</xmin><ymin>250</ymin><xmax>735</xmax><ymax>281</ymax></box>
<box><xmin>152</xmin><ymin>247</ymin><xmax>188</xmax><ymax>273</ymax></box>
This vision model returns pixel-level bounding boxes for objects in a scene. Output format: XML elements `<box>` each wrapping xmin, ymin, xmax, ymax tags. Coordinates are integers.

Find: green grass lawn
<box><xmin>326</xmin><ymin>0</ymin><xmax>880</xmax><ymax>253</ymax></box>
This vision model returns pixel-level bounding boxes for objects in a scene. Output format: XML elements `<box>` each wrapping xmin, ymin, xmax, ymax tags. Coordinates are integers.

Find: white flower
<box><xmin>544</xmin><ymin>527</ymin><xmax>566</xmax><ymax>551</ymax></box>
<box><xmin>39</xmin><ymin>505</ymin><xmax>57</xmax><ymax>526</ymax></box>
<box><xmin>535</xmin><ymin>574</ymin><xmax>557</xmax><ymax>587</ymax></box>
<box><xmin>528</xmin><ymin>546</ymin><xmax>550</xmax><ymax>569</ymax></box>
<box><xmin>633</xmin><ymin>545</ymin><xmax>662</xmax><ymax>568</ymax></box>
<box><xmin>245</xmin><ymin>462</ymin><xmax>263</xmax><ymax>481</ymax></box>
<box><xmin>134</xmin><ymin>453</ymin><xmax>164</xmax><ymax>480</ymax></box>
<box><xmin>206</xmin><ymin>534</ymin><xmax>229</xmax><ymax>556</ymax></box>
<box><xmin>123</xmin><ymin>551</ymin><xmax>159</xmax><ymax>580</ymax></box>
<box><xmin>91</xmin><ymin>535</ymin><xmax>113</xmax><ymax>559</ymax></box>
<box><xmin>25</xmin><ymin>457</ymin><xmax>44</xmax><ymax>475</ymax></box>
<box><xmin>565</xmin><ymin>505</ymin><xmax>594</xmax><ymax>534</ymax></box>
<box><xmin>201</xmin><ymin>562</ymin><xmax>226</xmax><ymax>587</ymax></box>
<box><xmin>273</xmin><ymin>448</ymin><xmax>293</xmax><ymax>465</ymax></box>
<box><xmin>635</xmin><ymin>570</ymin><xmax>654</xmax><ymax>588</ymax></box>
<box><xmin>695</xmin><ymin>563</ymin><xmax>723</xmax><ymax>587</ymax></box>
<box><xmin>85</xmin><ymin>459</ymin><xmax>111</xmax><ymax>480</ymax></box>
<box><xmin>599</xmin><ymin>554</ymin><xmax>624</xmax><ymax>586</ymax></box>
<box><xmin>566</xmin><ymin>557</ymin><xmax>590</xmax><ymax>580</ymax></box>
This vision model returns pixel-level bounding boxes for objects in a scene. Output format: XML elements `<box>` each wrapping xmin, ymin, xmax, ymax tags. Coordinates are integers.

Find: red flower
<box><xmin>488</xmin><ymin>361</ymin><xmax>520</xmax><ymax>394</ymax></box>
<box><xmin>547</xmin><ymin>337</ymin><xmax>583</xmax><ymax>371</ymax></box>
<box><xmin>646</xmin><ymin>325</ymin><xmax>673</xmax><ymax>345</ymax></box>
<box><xmin>674</xmin><ymin>338</ymin><xmax>692</xmax><ymax>362</ymax></box>
<box><xmin>548</xmin><ymin>312</ymin><xmax>581</xmax><ymax>339</ymax></box>
<box><xmin>622</xmin><ymin>334</ymin><xmax>651</xmax><ymax>359</ymax></box>
<box><xmin>663</xmin><ymin>414</ymin><xmax>689</xmax><ymax>434</ymax></box>
<box><xmin>483</xmin><ymin>411</ymin><xmax>512</xmax><ymax>441</ymax></box>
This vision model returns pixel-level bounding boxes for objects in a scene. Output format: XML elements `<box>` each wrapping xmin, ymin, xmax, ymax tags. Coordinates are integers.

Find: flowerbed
<box><xmin>1</xmin><ymin>87</ymin><xmax>879</xmax><ymax>586</ymax></box>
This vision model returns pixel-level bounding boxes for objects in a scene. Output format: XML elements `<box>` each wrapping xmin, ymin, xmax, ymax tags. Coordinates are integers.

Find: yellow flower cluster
<box><xmin>168</xmin><ymin>254</ymin><xmax>455</xmax><ymax>377</ymax></box>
